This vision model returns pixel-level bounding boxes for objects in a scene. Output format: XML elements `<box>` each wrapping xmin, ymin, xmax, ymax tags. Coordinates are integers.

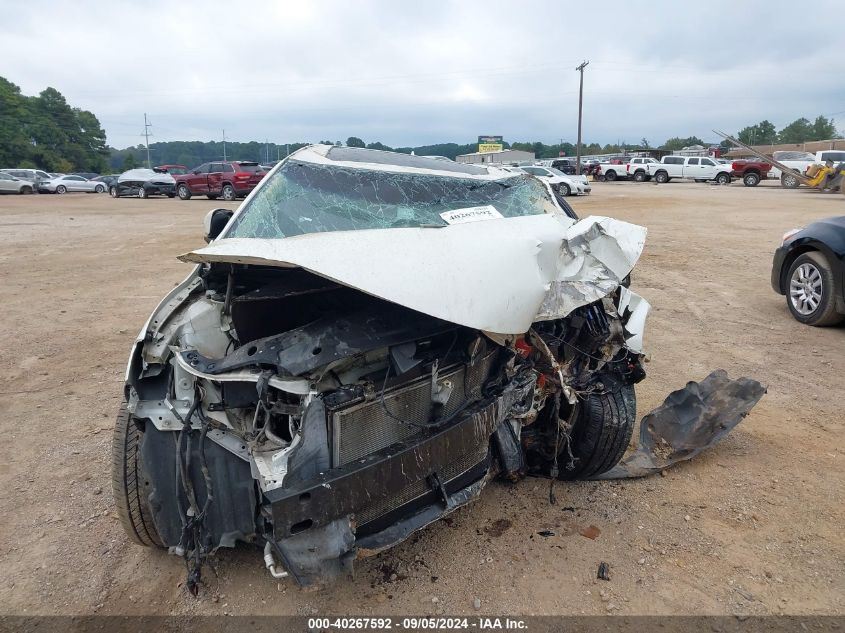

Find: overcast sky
<box><xmin>3</xmin><ymin>0</ymin><xmax>843</xmax><ymax>149</ymax></box>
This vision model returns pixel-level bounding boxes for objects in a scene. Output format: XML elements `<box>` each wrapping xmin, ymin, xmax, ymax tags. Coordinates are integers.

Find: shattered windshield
<box><xmin>226</xmin><ymin>161</ymin><xmax>559</xmax><ymax>238</ymax></box>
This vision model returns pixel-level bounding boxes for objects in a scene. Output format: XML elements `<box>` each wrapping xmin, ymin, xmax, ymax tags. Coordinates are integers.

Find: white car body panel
<box><xmin>179</xmin><ymin>213</ymin><xmax>645</xmax><ymax>336</ymax></box>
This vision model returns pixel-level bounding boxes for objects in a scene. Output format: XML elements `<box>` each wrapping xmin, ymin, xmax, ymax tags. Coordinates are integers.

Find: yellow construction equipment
<box><xmin>714</xmin><ymin>130</ymin><xmax>845</xmax><ymax>194</ymax></box>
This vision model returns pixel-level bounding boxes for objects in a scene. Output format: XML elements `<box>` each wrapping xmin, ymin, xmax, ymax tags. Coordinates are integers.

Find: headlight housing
<box><xmin>782</xmin><ymin>227</ymin><xmax>803</xmax><ymax>244</ymax></box>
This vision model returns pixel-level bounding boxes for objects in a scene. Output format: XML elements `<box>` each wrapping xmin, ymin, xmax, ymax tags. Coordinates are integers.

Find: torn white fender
<box><xmin>180</xmin><ymin>214</ymin><xmax>647</xmax><ymax>336</ymax></box>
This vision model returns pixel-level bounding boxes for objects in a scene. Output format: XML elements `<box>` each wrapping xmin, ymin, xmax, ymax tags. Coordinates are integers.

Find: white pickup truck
<box><xmin>646</xmin><ymin>155</ymin><xmax>733</xmax><ymax>185</ymax></box>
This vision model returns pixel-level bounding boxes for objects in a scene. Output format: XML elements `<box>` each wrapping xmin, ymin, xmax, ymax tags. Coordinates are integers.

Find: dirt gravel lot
<box><xmin>1</xmin><ymin>181</ymin><xmax>843</xmax><ymax>617</ymax></box>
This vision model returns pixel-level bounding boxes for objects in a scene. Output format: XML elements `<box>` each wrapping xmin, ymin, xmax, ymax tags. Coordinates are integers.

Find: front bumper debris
<box><xmin>596</xmin><ymin>370</ymin><xmax>766</xmax><ymax>479</ymax></box>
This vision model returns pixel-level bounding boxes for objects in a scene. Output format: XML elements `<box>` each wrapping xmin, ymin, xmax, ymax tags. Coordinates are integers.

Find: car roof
<box><xmin>290</xmin><ymin>144</ymin><xmax>514</xmax><ymax>180</ymax></box>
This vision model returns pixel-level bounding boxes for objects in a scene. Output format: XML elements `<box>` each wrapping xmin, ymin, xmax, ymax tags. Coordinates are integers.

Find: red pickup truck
<box><xmin>731</xmin><ymin>159</ymin><xmax>771</xmax><ymax>187</ymax></box>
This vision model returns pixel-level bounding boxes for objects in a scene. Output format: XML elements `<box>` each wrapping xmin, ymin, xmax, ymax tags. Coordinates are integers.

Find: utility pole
<box><xmin>222</xmin><ymin>129</ymin><xmax>227</xmax><ymax>161</ymax></box>
<box><xmin>143</xmin><ymin>113</ymin><xmax>153</xmax><ymax>168</ymax></box>
<box><xmin>575</xmin><ymin>60</ymin><xmax>589</xmax><ymax>175</ymax></box>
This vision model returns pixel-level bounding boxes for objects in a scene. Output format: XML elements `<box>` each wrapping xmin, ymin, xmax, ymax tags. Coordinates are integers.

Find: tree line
<box><xmin>0</xmin><ymin>77</ymin><xmax>109</xmax><ymax>172</ymax></box>
<box><xmin>734</xmin><ymin>116</ymin><xmax>839</xmax><ymax>146</ymax></box>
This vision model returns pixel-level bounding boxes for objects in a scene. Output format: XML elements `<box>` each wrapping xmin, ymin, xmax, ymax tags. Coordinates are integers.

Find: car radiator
<box><xmin>328</xmin><ymin>351</ymin><xmax>497</xmax><ymax>525</ymax></box>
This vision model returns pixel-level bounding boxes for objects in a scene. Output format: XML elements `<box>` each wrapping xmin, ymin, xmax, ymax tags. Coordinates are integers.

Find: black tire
<box><xmin>56</xmin><ymin>185</ymin><xmax>67</xmax><ymax>194</ymax></box>
<box><xmin>596</xmin><ymin>174</ymin><xmax>607</xmax><ymax>182</ymax></box>
<box><xmin>138</xmin><ymin>186</ymin><xmax>148</xmax><ymax>199</ymax></box>
<box><xmin>177</xmin><ymin>184</ymin><xmax>191</xmax><ymax>200</ymax></box>
<box><xmin>95</xmin><ymin>184</ymin><xmax>105</xmax><ymax>193</ymax></box>
<box><xmin>20</xmin><ymin>185</ymin><xmax>33</xmax><ymax>194</ymax></box>
<box><xmin>781</xmin><ymin>173</ymin><xmax>800</xmax><ymax>189</ymax></box>
<box><xmin>559</xmin><ymin>183</ymin><xmax>571</xmax><ymax>196</ymax></box>
<box><xmin>221</xmin><ymin>184</ymin><xmax>236</xmax><ymax>201</ymax></box>
<box><xmin>743</xmin><ymin>172</ymin><xmax>760</xmax><ymax>187</ymax></box>
<box><xmin>605</xmin><ymin>170</ymin><xmax>618</xmax><ymax>182</ymax></box>
<box><xmin>166</xmin><ymin>193</ymin><xmax>176</xmax><ymax>198</ymax></box>
<box><xmin>632</xmin><ymin>170</ymin><xmax>646</xmax><ymax>182</ymax></box>
<box><xmin>558</xmin><ymin>382</ymin><xmax>637</xmax><ymax>480</ymax></box>
<box><xmin>207</xmin><ymin>194</ymin><xmax>219</xmax><ymax>200</ymax></box>
<box><xmin>109</xmin><ymin>186</ymin><xmax>119</xmax><ymax>198</ymax></box>
<box><xmin>716</xmin><ymin>172</ymin><xmax>731</xmax><ymax>185</ymax></box>
<box><xmin>654</xmin><ymin>171</ymin><xmax>669</xmax><ymax>184</ymax></box>
<box><xmin>785</xmin><ymin>252</ymin><xmax>844</xmax><ymax>326</ymax></box>
<box><xmin>112</xmin><ymin>403</ymin><xmax>163</xmax><ymax>547</ymax></box>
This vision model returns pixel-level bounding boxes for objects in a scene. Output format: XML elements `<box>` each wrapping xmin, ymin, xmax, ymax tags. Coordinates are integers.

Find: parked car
<box><xmin>537</xmin><ymin>158</ymin><xmax>577</xmax><ymax>175</ymax></box>
<box><xmin>771</xmin><ymin>217</ymin><xmax>845</xmax><ymax>326</ymax></box>
<box><xmin>92</xmin><ymin>174</ymin><xmax>120</xmax><ymax>189</ymax></box>
<box><xmin>730</xmin><ymin>159</ymin><xmax>772</xmax><ymax>187</ymax></box>
<box><xmin>1</xmin><ymin>168</ymin><xmax>53</xmax><ymax>189</ymax></box>
<box><xmin>110</xmin><ymin>168</ymin><xmax>176</xmax><ymax>198</ymax></box>
<box><xmin>647</xmin><ymin>156</ymin><xmax>732</xmax><ymax>184</ymax></box>
<box><xmin>155</xmin><ymin>164</ymin><xmax>189</xmax><ymax>176</ymax></box>
<box><xmin>38</xmin><ymin>174</ymin><xmax>107</xmax><ymax>194</ymax></box>
<box><xmin>0</xmin><ymin>171</ymin><xmax>35</xmax><ymax>194</ymax></box>
<box><xmin>596</xmin><ymin>158</ymin><xmax>631</xmax><ymax>182</ymax></box>
<box><xmin>71</xmin><ymin>172</ymin><xmax>100</xmax><ymax>180</ymax></box>
<box><xmin>517</xmin><ymin>165</ymin><xmax>591</xmax><ymax>196</ymax></box>
<box><xmin>174</xmin><ymin>161</ymin><xmax>266</xmax><ymax>201</ymax></box>
<box><xmin>626</xmin><ymin>157</ymin><xmax>661</xmax><ymax>182</ymax></box>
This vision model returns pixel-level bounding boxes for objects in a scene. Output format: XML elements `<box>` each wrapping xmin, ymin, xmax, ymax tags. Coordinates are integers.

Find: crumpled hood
<box><xmin>179</xmin><ymin>214</ymin><xmax>647</xmax><ymax>335</ymax></box>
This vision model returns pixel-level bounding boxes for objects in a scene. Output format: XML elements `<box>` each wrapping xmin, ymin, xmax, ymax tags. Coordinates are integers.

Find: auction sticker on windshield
<box><xmin>440</xmin><ymin>205</ymin><xmax>504</xmax><ymax>225</ymax></box>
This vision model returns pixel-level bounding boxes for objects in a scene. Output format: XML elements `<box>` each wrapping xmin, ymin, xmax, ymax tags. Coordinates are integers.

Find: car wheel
<box><xmin>56</xmin><ymin>185</ymin><xmax>67</xmax><ymax>194</ymax></box>
<box><xmin>558</xmin><ymin>380</ymin><xmax>637</xmax><ymax>480</ymax></box>
<box><xmin>559</xmin><ymin>183</ymin><xmax>571</xmax><ymax>196</ymax></box>
<box><xmin>632</xmin><ymin>171</ymin><xmax>646</xmax><ymax>182</ymax></box>
<box><xmin>742</xmin><ymin>173</ymin><xmax>760</xmax><ymax>187</ymax></box>
<box><xmin>111</xmin><ymin>402</ymin><xmax>164</xmax><ymax>547</ymax></box>
<box><xmin>716</xmin><ymin>172</ymin><xmax>731</xmax><ymax>185</ymax></box>
<box><xmin>177</xmin><ymin>184</ymin><xmax>191</xmax><ymax>200</ymax></box>
<box><xmin>138</xmin><ymin>186</ymin><xmax>148</xmax><ymax>199</ymax></box>
<box><xmin>596</xmin><ymin>174</ymin><xmax>607</xmax><ymax>182</ymax></box>
<box><xmin>781</xmin><ymin>173</ymin><xmax>800</xmax><ymax>189</ymax></box>
<box><xmin>786</xmin><ymin>252</ymin><xmax>844</xmax><ymax>326</ymax></box>
<box><xmin>109</xmin><ymin>186</ymin><xmax>119</xmax><ymax>198</ymax></box>
<box><xmin>20</xmin><ymin>185</ymin><xmax>33</xmax><ymax>195</ymax></box>
<box><xmin>654</xmin><ymin>171</ymin><xmax>669</xmax><ymax>184</ymax></box>
<box><xmin>221</xmin><ymin>184</ymin><xmax>236</xmax><ymax>201</ymax></box>
<box><xmin>605</xmin><ymin>170</ymin><xmax>617</xmax><ymax>182</ymax></box>
<box><xmin>95</xmin><ymin>184</ymin><xmax>105</xmax><ymax>193</ymax></box>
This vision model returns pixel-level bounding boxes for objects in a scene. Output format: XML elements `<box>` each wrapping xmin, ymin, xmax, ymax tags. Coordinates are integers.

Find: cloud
<box><xmin>2</xmin><ymin>0</ymin><xmax>843</xmax><ymax>148</ymax></box>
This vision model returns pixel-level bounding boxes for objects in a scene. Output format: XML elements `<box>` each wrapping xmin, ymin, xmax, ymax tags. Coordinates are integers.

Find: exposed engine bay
<box><xmin>115</xmin><ymin>145</ymin><xmax>764</xmax><ymax>590</ymax></box>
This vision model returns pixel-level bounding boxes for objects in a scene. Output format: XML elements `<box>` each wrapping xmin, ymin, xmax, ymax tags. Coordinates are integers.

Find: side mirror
<box><xmin>203</xmin><ymin>208</ymin><xmax>234</xmax><ymax>243</ymax></box>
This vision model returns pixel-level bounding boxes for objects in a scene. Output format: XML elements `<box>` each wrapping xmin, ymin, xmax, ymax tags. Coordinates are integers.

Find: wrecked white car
<box><xmin>113</xmin><ymin>145</ymin><xmax>764</xmax><ymax>590</ymax></box>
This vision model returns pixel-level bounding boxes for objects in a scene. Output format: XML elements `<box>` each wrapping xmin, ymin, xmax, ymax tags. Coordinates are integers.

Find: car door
<box><xmin>0</xmin><ymin>172</ymin><xmax>16</xmax><ymax>193</ymax></box>
<box><xmin>186</xmin><ymin>164</ymin><xmax>209</xmax><ymax>194</ymax></box>
<box><xmin>698</xmin><ymin>157</ymin><xmax>719</xmax><ymax>179</ymax></box>
<box><xmin>206</xmin><ymin>163</ymin><xmax>224</xmax><ymax>195</ymax></box>
<box><xmin>682</xmin><ymin>157</ymin><xmax>701</xmax><ymax>179</ymax></box>
<box><xmin>663</xmin><ymin>157</ymin><xmax>684</xmax><ymax>178</ymax></box>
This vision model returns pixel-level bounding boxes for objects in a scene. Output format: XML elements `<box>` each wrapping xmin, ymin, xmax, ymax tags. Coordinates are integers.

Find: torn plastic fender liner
<box><xmin>179</xmin><ymin>214</ymin><xmax>647</xmax><ymax>336</ymax></box>
<box><xmin>596</xmin><ymin>370</ymin><xmax>767</xmax><ymax>479</ymax></box>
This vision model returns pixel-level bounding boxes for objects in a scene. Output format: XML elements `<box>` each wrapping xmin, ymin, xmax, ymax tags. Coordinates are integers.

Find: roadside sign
<box><xmin>478</xmin><ymin>135</ymin><xmax>503</xmax><ymax>153</ymax></box>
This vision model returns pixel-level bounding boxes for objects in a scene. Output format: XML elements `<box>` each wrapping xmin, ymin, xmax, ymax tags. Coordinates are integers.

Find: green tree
<box><xmin>123</xmin><ymin>153</ymin><xmax>140</xmax><ymax>169</ymax></box>
<box><xmin>346</xmin><ymin>136</ymin><xmax>366</xmax><ymax>148</ymax></box>
<box><xmin>810</xmin><ymin>115</ymin><xmax>839</xmax><ymax>141</ymax></box>
<box><xmin>778</xmin><ymin>118</ymin><xmax>812</xmax><ymax>143</ymax></box>
<box><xmin>737</xmin><ymin>120</ymin><xmax>777</xmax><ymax>145</ymax></box>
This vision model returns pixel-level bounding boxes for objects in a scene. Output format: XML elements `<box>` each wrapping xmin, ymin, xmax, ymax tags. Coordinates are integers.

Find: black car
<box><xmin>110</xmin><ymin>168</ymin><xmax>176</xmax><ymax>198</ymax></box>
<box><xmin>771</xmin><ymin>216</ymin><xmax>845</xmax><ymax>326</ymax></box>
<box><xmin>92</xmin><ymin>174</ymin><xmax>120</xmax><ymax>188</ymax></box>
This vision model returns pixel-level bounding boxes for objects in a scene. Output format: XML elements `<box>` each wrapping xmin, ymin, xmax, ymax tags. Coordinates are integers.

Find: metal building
<box><xmin>455</xmin><ymin>149</ymin><xmax>535</xmax><ymax>165</ymax></box>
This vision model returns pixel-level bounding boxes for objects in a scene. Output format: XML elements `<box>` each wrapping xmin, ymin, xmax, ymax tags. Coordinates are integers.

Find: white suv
<box><xmin>647</xmin><ymin>156</ymin><xmax>732</xmax><ymax>185</ymax></box>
